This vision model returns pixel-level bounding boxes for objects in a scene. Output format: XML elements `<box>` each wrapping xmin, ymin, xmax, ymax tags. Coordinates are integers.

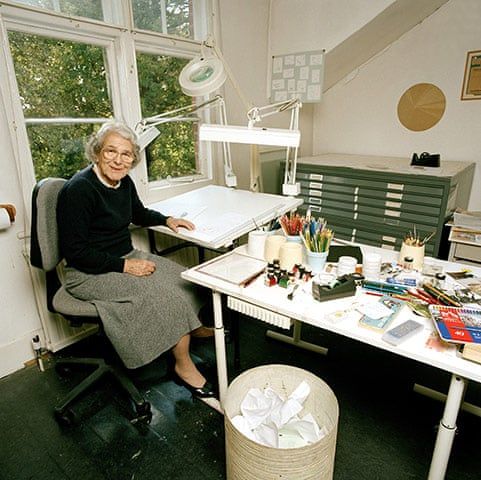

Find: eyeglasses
<box><xmin>101</xmin><ymin>147</ymin><xmax>134</xmax><ymax>164</ymax></box>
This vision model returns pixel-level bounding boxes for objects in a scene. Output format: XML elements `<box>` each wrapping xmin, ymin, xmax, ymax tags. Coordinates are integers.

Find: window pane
<box><xmin>8</xmin><ymin>31</ymin><xmax>112</xmax><ymax>118</ymax></box>
<box><xmin>9</xmin><ymin>0</ymin><xmax>103</xmax><ymax>21</ymax></box>
<box><xmin>132</xmin><ymin>0</ymin><xmax>193</xmax><ymax>38</ymax></box>
<box><xmin>27</xmin><ymin>124</ymin><xmax>94</xmax><ymax>180</ymax></box>
<box><xmin>136</xmin><ymin>52</ymin><xmax>198</xmax><ymax>181</ymax></box>
<box><xmin>8</xmin><ymin>31</ymin><xmax>113</xmax><ymax>179</ymax></box>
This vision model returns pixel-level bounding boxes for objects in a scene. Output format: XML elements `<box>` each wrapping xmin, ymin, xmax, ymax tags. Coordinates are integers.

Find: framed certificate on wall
<box><xmin>461</xmin><ymin>50</ymin><xmax>481</xmax><ymax>100</ymax></box>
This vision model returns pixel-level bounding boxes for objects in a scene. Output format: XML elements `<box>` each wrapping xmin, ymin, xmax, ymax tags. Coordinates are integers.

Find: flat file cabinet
<box><xmin>289</xmin><ymin>154</ymin><xmax>474</xmax><ymax>257</ymax></box>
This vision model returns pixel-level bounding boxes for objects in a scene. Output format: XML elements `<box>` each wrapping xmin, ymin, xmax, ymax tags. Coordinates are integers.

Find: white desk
<box><xmin>148</xmin><ymin>185</ymin><xmax>302</xmax><ymax>250</ymax></box>
<box><xmin>181</xmin><ymin>244</ymin><xmax>481</xmax><ymax>480</ymax></box>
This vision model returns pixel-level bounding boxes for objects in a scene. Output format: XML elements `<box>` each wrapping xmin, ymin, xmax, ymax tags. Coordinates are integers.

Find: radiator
<box><xmin>227</xmin><ymin>296</ymin><xmax>292</xmax><ymax>330</ymax></box>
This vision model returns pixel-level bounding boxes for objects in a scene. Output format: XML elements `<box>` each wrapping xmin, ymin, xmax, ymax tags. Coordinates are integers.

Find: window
<box><xmin>8</xmin><ymin>0</ymin><xmax>103</xmax><ymax>21</ymax></box>
<box><xmin>132</xmin><ymin>0</ymin><xmax>193</xmax><ymax>38</ymax></box>
<box><xmin>2</xmin><ymin>0</ymin><xmax>211</xmax><ymax>196</ymax></box>
<box><xmin>136</xmin><ymin>52</ymin><xmax>198</xmax><ymax>181</ymax></box>
<box><xmin>10</xmin><ymin>0</ymin><xmax>199</xmax><ymax>37</ymax></box>
<box><xmin>8</xmin><ymin>31</ymin><xmax>113</xmax><ymax>179</ymax></box>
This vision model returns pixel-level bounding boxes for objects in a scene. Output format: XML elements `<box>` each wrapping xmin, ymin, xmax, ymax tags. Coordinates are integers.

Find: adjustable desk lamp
<box><xmin>199</xmin><ymin>98</ymin><xmax>302</xmax><ymax>196</ymax></box>
<box><xmin>135</xmin><ymin>95</ymin><xmax>237</xmax><ymax>188</ymax></box>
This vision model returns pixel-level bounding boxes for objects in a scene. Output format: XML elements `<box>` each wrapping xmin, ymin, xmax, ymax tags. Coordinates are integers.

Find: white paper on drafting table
<box><xmin>148</xmin><ymin>201</ymin><xmax>206</xmax><ymax>222</ymax></box>
<box><xmin>184</xmin><ymin>212</ymin><xmax>251</xmax><ymax>245</ymax></box>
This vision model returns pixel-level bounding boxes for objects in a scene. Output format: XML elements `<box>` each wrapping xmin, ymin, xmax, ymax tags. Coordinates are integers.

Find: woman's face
<box><xmin>95</xmin><ymin>132</ymin><xmax>135</xmax><ymax>186</ymax></box>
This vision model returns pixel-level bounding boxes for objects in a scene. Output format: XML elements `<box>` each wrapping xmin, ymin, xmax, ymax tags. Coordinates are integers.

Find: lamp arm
<box><xmin>140</xmin><ymin>95</ymin><xmax>224</xmax><ymax>127</ymax></box>
<box><xmin>282</xmin><ymin>103</ymin><xmax>301</xmax><ymax>195</ymax></box>
<box><xmin>145</xmin><ymin>116</ymin><xmax>199</xmax><ymax>129</ymax></box>
<box><xmin>137</xmin><ymin>93</ymin><xmax>237</xmax><ymax>188</ymax></box>
<box><xmin>247</xmin><ymin>98</ymin><xmax>301</xmax><ymax>127</ymax></box>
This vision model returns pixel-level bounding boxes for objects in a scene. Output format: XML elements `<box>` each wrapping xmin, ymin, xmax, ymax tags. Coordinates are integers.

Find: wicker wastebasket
<box><xmin>224</xmin><ymin>364</ymin><xmax>339</xmax><ymax>480</ymax></box>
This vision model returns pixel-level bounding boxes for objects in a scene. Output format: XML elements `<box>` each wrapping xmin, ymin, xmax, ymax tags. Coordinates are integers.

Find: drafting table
<box><xmin>147</xmin><ymin>185</ymin><xmax>302</xmax><ymax>255</ymax></box>
<box><xmin>181</xmin><ymin>243</ymin><xmax>481</xmax><ymax>480</ymax></box>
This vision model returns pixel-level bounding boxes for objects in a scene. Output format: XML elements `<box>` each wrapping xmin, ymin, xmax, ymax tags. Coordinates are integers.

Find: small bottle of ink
<box><xmin>434</xmin><ymin>273</ymin><xmax>446</xmax><ymax>289</ymax></box>
<box><xmin>297</xmin><ymin>266</ymin><xmax>305</xmax><ymax>281</ymax></box>
<box><xmin>403</xmin><ymin>256</ymin><xmax>414</xmax><ymax>272</ymax></box>
<box><xmin>278</xmin><ymin>272</ymin><xmax>290</xmax><ymax>288</ymax></box>
<box><xmin>265</xmin><ymin>273</ymin><xmax>276</xmax><ymax>287</ymax></box>
<box><xmin>303</xmin><ymin>269</ymin><xmax>313</xmax><ymax>281</ymax></box>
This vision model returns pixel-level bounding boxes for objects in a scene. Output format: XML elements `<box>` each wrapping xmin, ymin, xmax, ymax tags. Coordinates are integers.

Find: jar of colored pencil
<box><xmin>300</xmin><ymin>218</ymin><xmax>333</xmax><ymax>273</ymax></box>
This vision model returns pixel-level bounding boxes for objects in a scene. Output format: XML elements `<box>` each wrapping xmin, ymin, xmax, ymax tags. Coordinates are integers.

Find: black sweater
<box><xmin>57</xmin><ymin>166</ymin><xmax>168</xmax><ymax>274</ymax></box>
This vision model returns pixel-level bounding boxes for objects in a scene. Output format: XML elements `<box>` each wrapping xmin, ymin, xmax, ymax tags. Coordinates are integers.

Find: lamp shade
<box><xmin>199</xmin><ymin>124</ymin><xmax>300</xmax><ymax>148</ymax></box>
<box><xmin>136</xmin><ymin>125</ymin><xmax>161</xmax><ymax>151</ymax></box>
<box><xmin>179</xmin><ymin>56</ymin><xmax>226</xmax><ymax>97</ymax></box>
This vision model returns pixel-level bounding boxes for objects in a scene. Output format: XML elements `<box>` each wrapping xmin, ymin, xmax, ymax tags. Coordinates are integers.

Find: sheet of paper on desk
<box><xmin>196</xmin><ymin>251</ymin><xmax>266</xmax><ymax>285</ymax></box>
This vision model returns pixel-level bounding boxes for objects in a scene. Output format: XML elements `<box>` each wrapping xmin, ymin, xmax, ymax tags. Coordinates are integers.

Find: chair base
<box><xmin>54</xmin><ymin>357</ymin><xmax>152</xmax><ymax>426</ymax></box>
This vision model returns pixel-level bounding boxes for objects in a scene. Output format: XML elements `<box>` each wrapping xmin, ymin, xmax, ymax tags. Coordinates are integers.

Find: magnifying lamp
<box><xmin>179</xmin><ymin>53</ymin><xmax>226</xmax><ymax>97</ymax></box>
<box><xmin>177</xmin><ymin>40</ymin><xmax>302</xmax><ymax>195</ymax></box>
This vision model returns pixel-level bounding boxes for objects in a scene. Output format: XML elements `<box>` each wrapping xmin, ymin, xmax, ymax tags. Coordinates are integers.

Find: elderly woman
<box><xmin>57</xmin><ymin>121</ymin><xmax>214</xmax><ymax>398</ymax></box>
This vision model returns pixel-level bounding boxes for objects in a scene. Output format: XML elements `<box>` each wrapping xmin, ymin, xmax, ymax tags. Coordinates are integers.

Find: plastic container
<box><xmin>306</xmin><ymin>250</ymin><xmax>329</xmax><ymax>273</ymax></box>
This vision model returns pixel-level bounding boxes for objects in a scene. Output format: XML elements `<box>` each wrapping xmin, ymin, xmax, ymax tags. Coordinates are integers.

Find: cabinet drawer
<box><xmin>299</xmin><ymin>179</ymin><xmax>357</xmax><ymax>195</ymax></box>
<box><xmin>358</xmin><ymin>204</ymin><xmax>439</xmax><ymax>226</ymax></box>
<box><xmin>453</xmin><ymin>243</ymin><xmax>481</xmax><ymax>263</ymax></box>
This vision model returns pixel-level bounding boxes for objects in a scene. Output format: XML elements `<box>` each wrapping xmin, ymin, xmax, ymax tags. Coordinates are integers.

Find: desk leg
<box><xmin>266</xmin><ymin>320</ymin><xmax>329</xmax><ymax>355</ymax></box>
<box><xmin>213</xmin><ymin>291</ymin><xmax>229</xmax><ymax>407</ymax></box>
<box><xmin>427</xmin><ymin>374</ymin><xmax>467</xmax><ymax>480</ymax></box>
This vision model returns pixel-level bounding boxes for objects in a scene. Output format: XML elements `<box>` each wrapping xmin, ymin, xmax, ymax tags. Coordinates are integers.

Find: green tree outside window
<box><xmin>8</xmin><ymin>31</ymin><xmax>112</xmax><ymax>179</ymax></box>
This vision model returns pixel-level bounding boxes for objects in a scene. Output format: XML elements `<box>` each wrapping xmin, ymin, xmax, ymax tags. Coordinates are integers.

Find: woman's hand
<box><xmin>123</xmin><ymin>258</ymin><xmax>156</xmax><ymax>276</ymax></box>
<box><xmin>166</xmin><ymin>217</ymin><xmax>195</xmax><ymax>233</ymax></box>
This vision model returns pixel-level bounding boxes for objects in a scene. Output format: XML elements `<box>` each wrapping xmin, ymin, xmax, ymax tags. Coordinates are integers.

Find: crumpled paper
<box><xmin>231</xmin><ymin>380</ymin><xmax>327</xmax><ymax>448</ymax></box>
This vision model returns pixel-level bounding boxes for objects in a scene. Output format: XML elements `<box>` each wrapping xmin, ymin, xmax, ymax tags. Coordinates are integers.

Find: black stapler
<box><xmin>411</xmin><ymin>152</ymin><xmax>440</xmax><ymax>168</ymax></box>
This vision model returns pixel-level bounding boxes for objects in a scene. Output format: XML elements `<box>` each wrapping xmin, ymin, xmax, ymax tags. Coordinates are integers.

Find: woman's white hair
<box><xmin>86</xmin><ymin>121</ymin><xmax>141</xmax><ymax>167</ymax></box>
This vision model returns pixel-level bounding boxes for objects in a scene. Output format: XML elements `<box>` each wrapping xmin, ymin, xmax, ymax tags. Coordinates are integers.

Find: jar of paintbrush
<box><xmin>399</xmin><ymin>227</ymin><xmax>435</xmax><ymax>271</ymax></box>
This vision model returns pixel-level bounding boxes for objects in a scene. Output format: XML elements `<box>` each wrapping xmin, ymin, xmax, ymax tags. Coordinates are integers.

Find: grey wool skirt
<box><xmin>64</xmin><ymin>250</ymin><xmax>205</xmax><ymax>369</ymax></box>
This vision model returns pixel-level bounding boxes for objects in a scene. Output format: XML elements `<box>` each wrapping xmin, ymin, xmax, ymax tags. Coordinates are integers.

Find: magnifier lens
<box><xmin>190</xmin><ymin>65</ymin><xmax>214</xmax><ymax>83</ymax></box>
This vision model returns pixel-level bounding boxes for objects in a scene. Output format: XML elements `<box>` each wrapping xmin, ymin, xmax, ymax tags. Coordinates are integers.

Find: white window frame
<box><xmin>0</xmin><ymin>0</ymin><xmax>215</xmax><ymax>206</ymax></box>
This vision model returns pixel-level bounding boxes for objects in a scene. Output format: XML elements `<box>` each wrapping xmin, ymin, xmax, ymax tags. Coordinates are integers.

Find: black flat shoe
<box><xmin>173</xmin><ymin>373</ymin><xmax>216</xmax><ymax>398</ymax></box>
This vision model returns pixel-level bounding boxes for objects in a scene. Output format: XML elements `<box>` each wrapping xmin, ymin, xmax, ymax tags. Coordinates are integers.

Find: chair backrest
<box><xmin>30</xmin><ymin>178</ymin><xmax>67</xmax><ymax>272</ymax></box>
<box><xmin>30</xmin><ymin>177</ymin><xmax>99</xmax><ymax>321</ymax></box>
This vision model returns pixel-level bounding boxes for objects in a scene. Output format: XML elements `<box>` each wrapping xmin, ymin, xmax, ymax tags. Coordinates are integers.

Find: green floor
<box><xmin>1</xmin><ymin>315</ymin><xmax>480</xmax><ymax>480</ymax></box>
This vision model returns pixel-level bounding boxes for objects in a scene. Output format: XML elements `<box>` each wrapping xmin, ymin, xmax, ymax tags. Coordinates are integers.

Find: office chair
<box><xmin>30</xmin><ymin>177</ymin><xmax>152</xmax><ymax>426</ymax></box>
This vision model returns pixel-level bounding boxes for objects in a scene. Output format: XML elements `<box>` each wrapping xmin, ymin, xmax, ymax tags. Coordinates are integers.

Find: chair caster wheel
<box><xmin>54</xmin><ymin>407</ymin><xmax>77</xmax><ymax>427</ymax></box>
<box><xmin>133</xmin><ymin>401</ymin><xmax>152</xmax><ymax>424</ymax></box>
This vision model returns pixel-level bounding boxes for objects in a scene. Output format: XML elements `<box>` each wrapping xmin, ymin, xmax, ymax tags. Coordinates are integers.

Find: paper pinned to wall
<box><xmin>270</xmin><ymin>49</ymin><xmax>325</xmax><ymax>103</ymax></box>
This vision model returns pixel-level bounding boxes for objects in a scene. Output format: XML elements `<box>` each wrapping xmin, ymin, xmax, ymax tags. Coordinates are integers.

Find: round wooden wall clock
<box><xmin>397</xmin><ymin>83</ymin><xmax>446</xmax><ymax>131</ymax></box>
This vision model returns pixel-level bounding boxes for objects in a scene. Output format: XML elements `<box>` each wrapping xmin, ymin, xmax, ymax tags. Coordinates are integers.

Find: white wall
<box><xmin>0</xmin><ymin>92</ymin><xmax>44</xmax><ymax>378</ymax></box>
<box><xmin>264</xmin><ymin>0</ymin><xmax>397</xmax><ymax>185</ymax></box>
<box><xmin>269</xmin><ymin>0</ymin><xmax>395</xmax><ymax>56</ymax></box>
<box><xmin>312</xmin><ymin>0</ymin><xmax>481</xmax><ymax>209</ymax></box>
<box><xmin>215</xmin><ymin>0</ymin><xmax>271</xmax><ymax>189</ymax></box>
